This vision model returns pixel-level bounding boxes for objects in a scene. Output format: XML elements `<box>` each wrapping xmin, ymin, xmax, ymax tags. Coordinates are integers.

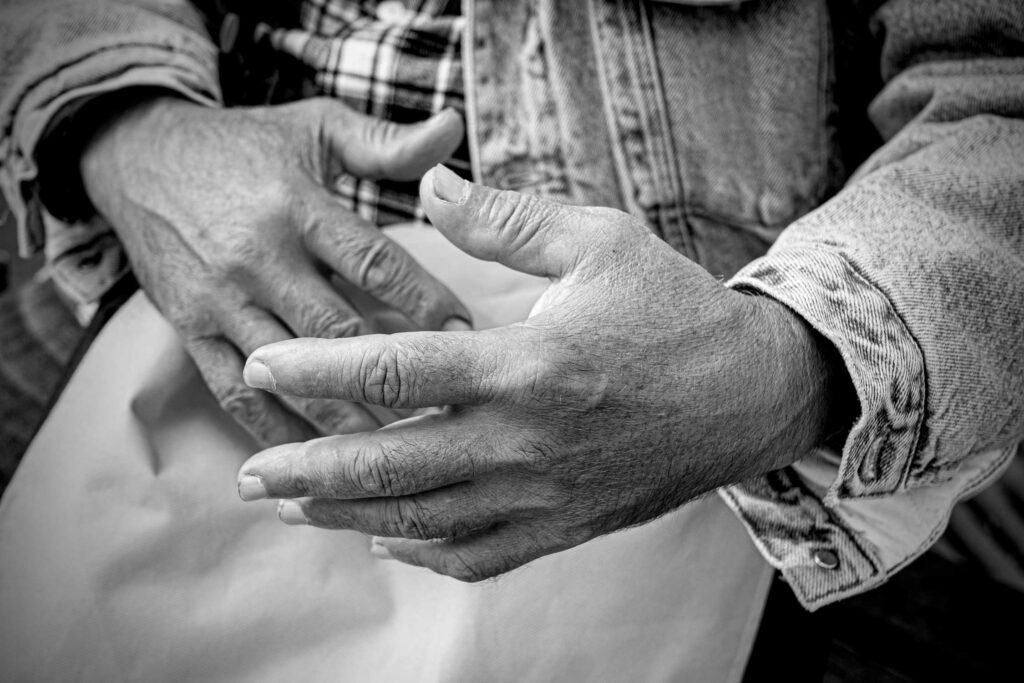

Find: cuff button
<box><xmin>813</xmin><ymin>549</ymin><xmax>840</xmax><ymax>570</ymax></box>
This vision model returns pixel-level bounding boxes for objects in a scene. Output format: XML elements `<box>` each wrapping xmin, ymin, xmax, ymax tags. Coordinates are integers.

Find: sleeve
<box><xmin>719</xmin><ymin>0</ymin><xmax>1024</xmax><ymax>610</ymax></box>
<box><xmin>0</xmin><ymin>0</ymin><xmax>222</xmax><ymax>259</ymax></box>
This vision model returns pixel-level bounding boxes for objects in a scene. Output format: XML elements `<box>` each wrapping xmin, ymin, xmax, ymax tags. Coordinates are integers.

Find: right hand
<box><xmin>81</xmin><ymin>95</ymin><xmax>471</xmax><ymax>446</ymax></box>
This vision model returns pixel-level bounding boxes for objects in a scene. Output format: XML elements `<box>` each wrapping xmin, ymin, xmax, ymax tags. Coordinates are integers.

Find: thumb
<box><xmin>419</xmin><ymin>165</ymin><xmax>602</xmax><ymax>279</ymax></box>
<box><xmin>321</xmin><ymin>102</ymin><xmax>464</xmax><ymax>181</ymax></box>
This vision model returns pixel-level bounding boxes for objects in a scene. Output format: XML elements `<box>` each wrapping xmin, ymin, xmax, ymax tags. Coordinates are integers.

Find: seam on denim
<box><xmin>634</xmin><ymin>0</ymin><xmax>692</xmax><ymax>255</ymax></box>
<box><xmin>718</xmin><ymin>485</ymin><xmax>878</xmax><ymax>608</ymax></box>
<box><xmin>461</xmin><ymin>0</ymin><xmax>481</xmax><ymax>183</ymax></box>
<box><xmin>719</xmin><ymin>467</ymin><xmax>884</xmax><ymax>606</ymax></box>
<box><xmin>728</xmin><ymin>445</ymin><xmax>1016</xmax><ymax>608</ymax></box>
<box><xmin>588</xmin><ymin>0</ymin><xmax>695</xmax><ymax>255</ymax></box>
<box><xmin>586</xmin><ymin>0</ymin><xmax>641</xmax><ymax>220</ymax></box>
<box><xmin>818</xmin><ymin>247</ymin><xmax>929</xmax><ymax>494</ymax></box>
<box><xmin>773</xmin><ymin>467</ymin><xmax>883</xmax><ymax>582</ymax></box>
<box><xmin>813</xmin><ymin>0</ymin><xmax>830</xmax><ymax>208</ymax></box>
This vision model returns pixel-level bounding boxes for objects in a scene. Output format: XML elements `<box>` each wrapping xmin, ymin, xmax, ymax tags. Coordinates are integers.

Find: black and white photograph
<box><xmin>1</xmin><ymin>0</ymin><xmax>1022</xmax><ymax>680</ymax></box>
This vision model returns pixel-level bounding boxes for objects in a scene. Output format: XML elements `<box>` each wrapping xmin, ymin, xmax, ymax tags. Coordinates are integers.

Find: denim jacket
<box><xmin>1</xmin><ymin>0</ymin><xmax>1022</xmax><ymax>610</ymax></box>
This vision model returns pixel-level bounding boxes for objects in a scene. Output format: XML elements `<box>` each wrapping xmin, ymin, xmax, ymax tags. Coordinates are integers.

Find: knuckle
<box><xmin>210</xmin><ymin>239</ymin><xmax>265</xmax><ymax>279</ymax></box>
<box><xmin>479</xmin><ymin>191</ymin><xmax>549</xmax><ymax>254</ymax></box>
<box><xmin>364</xmin><ymin>118</ymin><xmax>399</xmax><ymax>151</ymax></box>
<box><xmin>351</xmin><ymin>239</ymin><xmax>408</xmax><ymax>295</ymax></box>
<box><xmin>306</xmin><ymin>500</ymin><xmax>347</xmax><ymax>529</ymax></box>
<box><xmin>303</xmin><ymin>306</ymin><xmax>362</xmax><ymax>339</ymax></box>
<box><xmin>351</xmin><ymin>446</ymin><xmax>400</xmax><ymax>497</ymax></box>
<box><xmin>349</xmin><ymin>239</ymin><xmax>454</xmax><ymax>327</ymax></box>
<box><xmin>520</xmin><ymin>345</ymin><xmax>608</xmax><ymax>410</ymax></box>
<box><xmin>168</xmin><ymin>301</ymin><xmax>215</xmax><ymax>333</ymax></box>
<box><xmin>360</xmin><ymin>119</ymin><xmax>401</xmax><ymax>174</ymax></box>
<box><xmin>215</xmin><ymin>383</ymin><xmax>265</xmax><ymax>427</ymax></box>
<box><xmin>391</xmin><ymin>499</ymin><xmax>436</xmax><ymax>540</ymax></box>
<box><xmin>357</xmin><ymin>345</ymin><xmax>412</xmax><ymax>409</ymax></box>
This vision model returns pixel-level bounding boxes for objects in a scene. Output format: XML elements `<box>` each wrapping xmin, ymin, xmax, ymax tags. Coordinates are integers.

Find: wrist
<box><xmin>77</xmin><ymin>92</ymin><xmax>206</xmax><ymax>219</ymax></box>
<box><xmin>35</xmin><ymin>89</ymin><xmax>182</xmax><ymax>223</ymax></box>
<box><xmin>36</xmin><ymin>90</ymin><xmax>195</xmax><ymax>223</ymax></box>
<box><xmin>80</xmin><ymin>92</ymin><xmax>196</xmax><ymax>178</ymax></box>
<box><xmin>750</xmin><ymin>294</ymin><xmax>858</xmax><ymax>461</ymax></box>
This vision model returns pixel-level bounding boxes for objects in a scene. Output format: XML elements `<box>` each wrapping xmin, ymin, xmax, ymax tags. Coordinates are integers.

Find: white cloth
<box><xmin>0</xmin><ymin>226</ymin><xmax>772</xmax><ymax>682</ymax></box>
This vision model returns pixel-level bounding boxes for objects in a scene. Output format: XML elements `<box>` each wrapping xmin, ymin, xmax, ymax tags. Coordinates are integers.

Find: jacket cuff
<box><xmin>719</xmin><ymin>443</ymin><xmax>1014</xmax><ymax>610</ymax></box>
<box><xmin>721</xmin><ymin>248</ymin><xmax>1015</xmax><ymax>609</ymax></box>
<box><xmin>1</xmin><ymin>39</ymin><xmax>221</xmax><ymax>260</ymax></box>
<box><xmin>729</xmin><ymin>246</ymin><xmax>926</xmax><ymax>502</ymax></box>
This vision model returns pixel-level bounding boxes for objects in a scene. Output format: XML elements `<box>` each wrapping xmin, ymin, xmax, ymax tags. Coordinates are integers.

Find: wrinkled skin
<box><xmin>237</xmin><ymin>166</ymin><xmax>853</xmax><ymax>581</ymax></box>
<box><xmin>82</xmin><ymin>96</ymin><xmax>470</xmax><ymax>445</ymax></box>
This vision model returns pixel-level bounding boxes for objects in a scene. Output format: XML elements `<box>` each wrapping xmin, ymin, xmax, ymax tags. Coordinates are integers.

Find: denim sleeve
<box><xmin>721</xmin><ymin>0</ymin><xmax>1024</xmax><ymax>610</ymax></box>
<box><xmin>0</xmin><ymin>0</ymin><xmax>221</xmax><ymax>258</ymax></box>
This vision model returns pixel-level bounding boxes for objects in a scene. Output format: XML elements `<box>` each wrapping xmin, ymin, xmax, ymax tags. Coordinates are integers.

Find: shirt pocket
<box><xmin>649</xmin><ymin>0</ymin><xmax>838</xmax><ymax>272</ymax></box>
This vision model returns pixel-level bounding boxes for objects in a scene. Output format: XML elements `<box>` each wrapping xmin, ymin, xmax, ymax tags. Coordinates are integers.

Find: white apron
<box><xmin>0</xmin><ymin>226</ymin><xmax>772</xmax><ymax>683</ymax></box>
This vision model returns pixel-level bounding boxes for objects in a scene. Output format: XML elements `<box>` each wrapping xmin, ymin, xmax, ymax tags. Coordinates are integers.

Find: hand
<box><xmin>237</xmin><ymin>166</ymin><xmax>851</xmax><ymax>580</ymax></box>
<box><xmin>81</xmin><ymin>96</ymin><xmax>471</xmax><ymax>445</ymax></box>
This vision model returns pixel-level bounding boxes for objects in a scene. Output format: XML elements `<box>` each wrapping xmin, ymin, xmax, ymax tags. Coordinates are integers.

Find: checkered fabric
<box><xmin>41</xmin><ymin>0</ymin><xmax>469</xmax><ymax>313</ymax></box>
<box><xmin>272</xmin><ymin>0</ymin><xmax>470</xmax><ymax>226</ymax></box>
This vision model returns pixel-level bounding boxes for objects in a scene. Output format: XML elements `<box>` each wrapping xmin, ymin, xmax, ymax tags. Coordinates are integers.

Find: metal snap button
<box><xmin>813</xmin><ymin>549</ymin><xmax>840</xmax><ymax>570</ymax></box>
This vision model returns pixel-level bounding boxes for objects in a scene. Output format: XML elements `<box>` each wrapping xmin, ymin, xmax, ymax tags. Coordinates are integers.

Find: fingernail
<box><xmin>442</xmin><ymin>316</ymin><xmax>473</xmax><ymax>332</ymax></box>
<box><xmin>277</xmin><ymin>500</ymin><xmax>309</xmax><ymax>525</ymax></box>
<box><xmin>243</xmin><ymin>360</ymin><xmax>276</xmax><ymax>391</ymax></box>
<box><xmin>238</xmin><ymin>474</ymin><xmax>268</xmax><ymax>501</ymax></box>
<box><xmin>370</xmin><ymin>538</ymin><xmax>395</xmax><ymax>560</ymax></box>
<box><xmin>414</xmin><ymin>406</ymin><xmax>446</xmax><ymax>416</ymax></box>
<box><xmin>431</xmin><ymin>165</ymin><xmax>470</xmax><ymax>205</ymax></box>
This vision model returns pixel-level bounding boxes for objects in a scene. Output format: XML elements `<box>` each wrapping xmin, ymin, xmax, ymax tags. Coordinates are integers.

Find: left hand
<box><xmin>237</xmin><ymin>165</ymin><xmax>850</xmax><ymax>581</ymax></box>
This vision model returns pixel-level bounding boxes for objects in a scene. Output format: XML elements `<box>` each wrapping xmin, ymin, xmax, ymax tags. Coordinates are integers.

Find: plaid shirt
<box><xmin>275</xmin><ymin>0</ymin><xmax>470</xmax><ymax>225</ymax></box>
<box><xmin>46</xmin><ymin>0</ymin><xmax>469</xmax><ymax>313</ymax></box>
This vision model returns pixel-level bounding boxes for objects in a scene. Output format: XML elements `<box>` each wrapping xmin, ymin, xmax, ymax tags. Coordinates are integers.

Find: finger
<box><xmin>275</xmin><ymin>483</ymin><xmax>499</xmax><ymax>540</ymax></box>
<box><xmin>186</xmin><ymin>336</ymin><xmax>318</xmax><ymax>446</ymax></box>
<box><xmin>419</xmin><ymin>165</ymin><xmax>645</xmax><ymax>279</ymax></box>
<box><xmin>218</xmin><ymin>303</ymin><xmax>292</xmax><ymax>354</ymax></box>
<box><xmin>322</xmin><ymin>102</ymin><xmax>464</xmax><ymax>181</ymax></box>
<box><xmin>220</xmin><ymin>306</ymin><xmax>382</xmax><ymax>436</ymax></box>
<box><xmin>254</xmin><ymin>258</ymin><xmax>366</xmax><ymax>340</ymax></box>
<box><xmin>371</xmin><ymin>523</ymin><xmax>554</xmax><ymax>583</ymax></box>
<box><xmin>237</xmin><ymin>413</ymin><xmax>488</xmax><ymax>500</ymax></box>
<box><xmin>243</xmin><ymin>327</ymin><xmax>528</xmax><ymax>408</ymax></box>
<box><xmin>300</xmin><ymin>194</ymin><xmax>472</xmax><ymax>331</ymax></box>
